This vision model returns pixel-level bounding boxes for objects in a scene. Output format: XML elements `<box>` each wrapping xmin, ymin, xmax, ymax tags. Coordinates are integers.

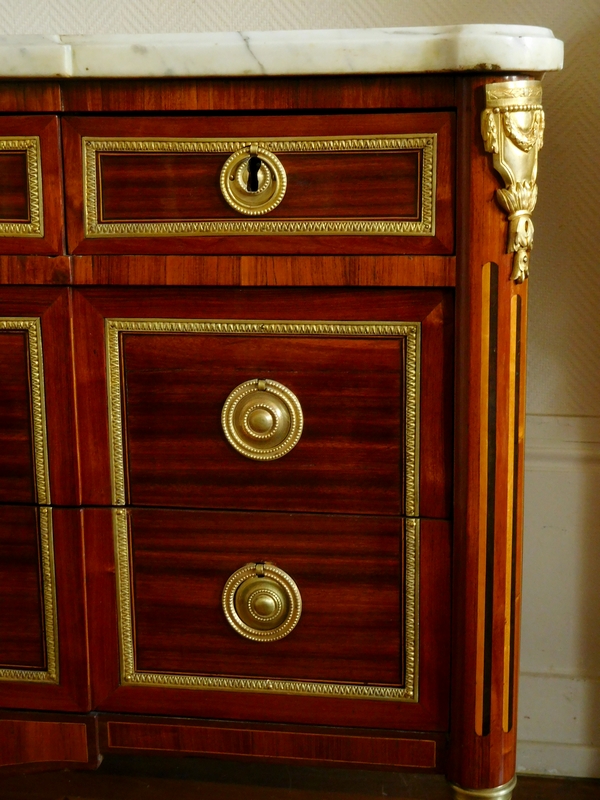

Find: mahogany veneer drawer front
<box><xmin>0</xmin><ymin>506</ymin><xmax>52</xmax><ymax>674</ymax></box>
<box><xmin>62</xmin><ymin>113</ymin><xmax>454</xmax><ymax>256</ymax></box>
<box><xmin>72</xmin><ymin>287</ymin><xmax>453</xmax><ymax>517</ymax></box>
<box><xmin>86</xmin><ymin>507</ymin><xmax>450</xmax><ymax>730</ymax></box>
<box><xmin>0</xmin><ymin>116</ymin><xmax>63</xmax><ymax>255</ymax></box>
<box><xmin>0</xmin><ymin>288</ymin><xmax>78</xmax><ymax>506</ymax></box>
<box><xmin>127</xmin><ymin>509</ymin><xmax>409</xmax><ymax>684</ymax></box>
<box><xmin>0</xmin><ymin>506</ymin><xmax>90</xmax><ymax>713</ymax></box>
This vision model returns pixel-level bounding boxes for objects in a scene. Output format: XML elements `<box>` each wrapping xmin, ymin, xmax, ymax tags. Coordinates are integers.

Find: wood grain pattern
<box><xmin>0</xmin><ymin>152</ymin><xmax>29</xmax><ymax>220</ymax></box>
<box><xmin>447</xmin><ymin>75</ymin><xmax>532</xmax><ymax>791</ymax></box>
<box><xmin>0</xmin><ymin>710</ymin><xmax>100</xmax><ymax>773</ymax></box>
<box><xmin>85</xmin><ymin>509</ymin><xmax>450</xmax><ymax>732</ymax></box>
<box><xmin>73</xmin><ymin>287</ymin><xmax>452</xmax><ymax>519</ymax></box>
<box><xmin>0</xmin><ymin>509</ymin><xmax>90</xmax><ymax>713</ymax></box>
<box><xmin>102</xmin><ymin>717</ymin><xmax>440</xmax><ymax>770</ymax></box>
<box><xmin>82</xmin><ymin>508</ymin><xmax>121</xmax><ymax>710</ymax></box>
<box><xmin>0</xmin><ymin>331</ymin><xmax>35</xmax><ymax>503</ymax></box>
<box><xmin>130</xmin><ymin>509</ymin><xmax>402</xmax><ymax>683</ymax></box>
<box><xmin>0</xmin><ymin>82</ymin><xmax>62</xmax><ymax>113</ymax></box>
<box><xmin>62</xmin><ymin>112</ymin><xmax>453</xmax><ymax>256</ymax></box>
<box><xmin>0</xmin><ymin>256</ymin><xmax>71</xmax><ymax>285</ymax></box>
<box><xmin>0</xmin><ymin>506</ymin><xmax>45</xmax><ymax>669</ymax></box>
<box><xmin>123</xmin><ymin>333</ymin><xmax>404</xmax><ymax>515</ymax></box>
<box><xmin>0</xmin><ymin>719</ymin><xmax>88</xmax><ymax>768</ymax></box>
<box><xmin>98</xmin><ymin>150</ymin><xmax>421</xmax><ymax>222</ymax></box>
<box><xmin>60</xmin><ymin>75</ymin><xmax>456</xmax><ymax>113</ymax></box>
<box><xmin>0</xmin><ymin>116</ymin><xmax>64</xmax><ymax>256</ymax></box>
<box><xmin>0</xmin><ymin>287</ymin><xmax>79</xmax><ymax>506</ymax></box>
<box><xmin>72</xmin><ymin>254</ymin><xmax>456</xmax><ymax>287</ymax></box>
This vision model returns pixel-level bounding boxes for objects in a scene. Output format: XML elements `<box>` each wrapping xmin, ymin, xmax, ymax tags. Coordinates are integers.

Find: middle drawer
<box><xmin>73</xmin><ymin>287</ymin><xmax>452</xmax><ymax>519</ymax></box>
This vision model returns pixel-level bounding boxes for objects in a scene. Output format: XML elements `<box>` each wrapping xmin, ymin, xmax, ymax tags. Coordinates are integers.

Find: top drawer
<box><xmin>62</xmin><ymin>112</ymin><xmax>454</xmax><ymax>256</ymax></box>
<box><xmin>0</xmin><ymin>116</ymin><xmax>63</xmax><ymax>255</ymax></box>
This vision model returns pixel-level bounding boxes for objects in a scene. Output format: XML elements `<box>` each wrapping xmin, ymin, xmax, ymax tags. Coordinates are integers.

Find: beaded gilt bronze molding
<box><xmin>481</xmin><ymin>80</ymin><xmax>545</xmax><ymax>283</ymax></box>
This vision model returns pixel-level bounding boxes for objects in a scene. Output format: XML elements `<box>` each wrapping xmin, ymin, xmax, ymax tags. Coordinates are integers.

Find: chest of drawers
<box><xmin>0</xmin><ymin>26</ymin><xmax>562</xmax><ymax>800</ymax></box>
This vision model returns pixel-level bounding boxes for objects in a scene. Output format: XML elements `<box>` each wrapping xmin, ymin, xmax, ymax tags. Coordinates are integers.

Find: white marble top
<box><xmin>0</xmin><ymin>26</ymin><xmax>563</xmax><ymax>79</ymax></box>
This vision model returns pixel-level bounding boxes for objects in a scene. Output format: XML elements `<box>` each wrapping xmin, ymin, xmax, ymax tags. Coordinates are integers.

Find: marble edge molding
<box><xmin>0</xmin><ymin>26</ymin><xmax>563</xmax><ymax>79</ymax></box>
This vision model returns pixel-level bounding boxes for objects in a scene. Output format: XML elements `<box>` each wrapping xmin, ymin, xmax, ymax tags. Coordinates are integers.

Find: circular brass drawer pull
<box><xmin>221</xmin><ymin>378</ymin><xmax>303</xmax><ymax>460</ymax></box>
<box><xmin>220</xmin><ymin>144</ymin><xmax>287</xmax><ymax>215</ymax></box>
<box><xmin>222</xmin><ymin>562</ymin><xmax>302</xmax><ymax>642</ymax></box>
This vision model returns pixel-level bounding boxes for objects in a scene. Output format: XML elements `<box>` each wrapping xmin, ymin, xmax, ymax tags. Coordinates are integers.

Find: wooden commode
<box><xmin>0</xmin><ymin>26</ymin><xmax>563</xmax><ymax>799</ymax></box>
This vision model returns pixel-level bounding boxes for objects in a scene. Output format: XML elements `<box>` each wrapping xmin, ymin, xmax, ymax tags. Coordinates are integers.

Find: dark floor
<box><xmin>0</xmin><ymin>757</ymin><xmax>599</xmax><ymax>799</ymax></box>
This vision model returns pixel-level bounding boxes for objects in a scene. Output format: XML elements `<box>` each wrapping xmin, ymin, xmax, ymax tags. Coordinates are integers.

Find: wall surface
<box><xmin>1</xmin><ymin>0</ymin><xmax>598</xmax><ymax>781</ymax></box>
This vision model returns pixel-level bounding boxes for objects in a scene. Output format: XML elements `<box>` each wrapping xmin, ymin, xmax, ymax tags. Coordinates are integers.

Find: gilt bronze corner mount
<box><xmin>481</xmin><ymin>80</ymin><xmax>545</xmax><ymax>283</ymax></box>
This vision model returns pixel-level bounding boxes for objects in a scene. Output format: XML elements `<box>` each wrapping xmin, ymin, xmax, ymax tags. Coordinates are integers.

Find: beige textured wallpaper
<box><xmin>0</xmin><ymin>1</ymin><xmax>596</xmax><ymax>415</ymax></box>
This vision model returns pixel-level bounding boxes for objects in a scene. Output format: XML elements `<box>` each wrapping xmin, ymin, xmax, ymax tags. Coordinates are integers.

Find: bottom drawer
<box><xmin>0</xmin><ymin>506</ymin><xmax>50</xmax><ymax>675</ymax></box>
<box><xmin>0</xmin><ymin>507</ymin><xmax>90</xmax><ymax>712</ymax></box>
<box><xmin>85</xmin><ymin>508</ymin><xmax>451</xmax><ymax>730</ymax></box>
<box><xmin>124</xmin><ymin>508</ymin><xmax>405</xmax><ymax>687</ymax></box>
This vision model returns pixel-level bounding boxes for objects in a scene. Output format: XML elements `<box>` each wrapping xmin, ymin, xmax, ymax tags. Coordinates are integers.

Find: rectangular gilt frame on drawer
<box><xmin>0</xmin><ymin>507</ymin><xmax>58</xmax><ymax>685</ymax></box>
<box><xmin>83</xmin><ymin>135</ymin><xmax>436</xmax><ymax>238</ymax></box>
<box><xmin>0</xmin><ymin>318</ymin><xmax>57</xmax><ymax>685</ymax></box>
<box><xmin>113</xmin><ymin>509</ymin><xmax>420</xmax><ymax>702</ymax></box>
<box><xmin>0</xmin><ymin>137</ymin><xmax>43</xmax><ymax>238</ymax></box>
<box><xmin>0</xmin><ymin>317</ymin><xmax>50</xmax><ymax>505</ymax></box>
<box><xmin>105</xmin><ymin>318</ymin><xmax>421</xmax><ymax>514</ymax></box>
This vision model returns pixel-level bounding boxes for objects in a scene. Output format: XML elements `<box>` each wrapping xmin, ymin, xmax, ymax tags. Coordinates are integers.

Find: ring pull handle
<box><xmin>222</xmin><ymin>562</ymin><xmax>302</xmax><ymax>642</ymax></box>
<box><xmin>221</xmin><ymin>378</ymin><xmax>303</xmax><ymax>461</ymax></box>
<box><xmin>220</xmin><ymin>144</ymin><xmax>287</xmax><ymax>215</ymax></box>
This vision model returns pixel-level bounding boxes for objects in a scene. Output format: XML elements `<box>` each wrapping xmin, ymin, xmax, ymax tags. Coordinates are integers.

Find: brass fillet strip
<box><xmin>113</xmin><ymin>509</ymin><xmax>419</xmax><ymax>702</ymax></box>
<box><xmin>0</xmin><ymin>137</ymin><xmax>44</xmax><ymax>238</ymax></box>
<box><xmin>83</xmin><ymin>134</ymin><xmax>436</xmax><ymax>238</ymax></box>
<box><xmin>503</xmin><ymin>294</ymin><xmax>519</xmax><ymax>732</ymax></box>
<box><xmin>0</xmin><ymin>318</ymin><xmax>50</xmax><ymax>505</ymax></box>
<box><xmin>475</xmin><ymin>263</ymin><xmax>491</xmax><ymax>736</ymax></box>
<box><xmin>106</xmin><ymin>318</ymin><xmax>420</xmax><ymax>515</ymax></box>
<box><xmin>0</xmin><ymin>507</ymin><xmax>59</xmax><ymax>684</ymax></box>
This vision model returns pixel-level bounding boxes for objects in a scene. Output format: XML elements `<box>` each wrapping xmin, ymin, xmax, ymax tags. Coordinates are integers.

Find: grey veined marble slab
<box><xmin>0</xmin><ymin>26</ymin><xmax>563</xmax><ymax>79</ymax></box>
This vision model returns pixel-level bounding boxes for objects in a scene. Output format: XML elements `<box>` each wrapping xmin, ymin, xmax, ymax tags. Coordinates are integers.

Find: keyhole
<box><xmin>247</xmin><ymin>156</ymin><xmax>262</xmax><ymax>192</ymax></box>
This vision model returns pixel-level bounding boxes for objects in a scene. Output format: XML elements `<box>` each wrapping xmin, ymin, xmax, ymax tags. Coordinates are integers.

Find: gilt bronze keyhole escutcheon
<box><xmin>220</xmin><ymin>144</ymin><xmax>287</xmax><ymax>215</ymax></box>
